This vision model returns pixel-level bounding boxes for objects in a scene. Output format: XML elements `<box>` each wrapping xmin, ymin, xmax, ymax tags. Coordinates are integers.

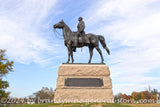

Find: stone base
<box><xmin>54</xmin><ymin>64</ymin><xmax>114</xmax><ymax>103</ymax></box>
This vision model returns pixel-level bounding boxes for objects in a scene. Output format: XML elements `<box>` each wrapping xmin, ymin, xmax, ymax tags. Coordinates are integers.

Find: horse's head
<box><xmin>53</xmin><ymin>20</ymin><xmax>65</xmax><ymax>29</ymax></box>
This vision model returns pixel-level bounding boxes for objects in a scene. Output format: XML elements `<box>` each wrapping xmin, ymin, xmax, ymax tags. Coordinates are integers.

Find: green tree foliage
<box><xmin>151</xmin><ymin>88</ymin><xmax>158</xmax><ymax>95</ymax></box>
<box><xmin>0</xmin><ymin>49</ymin><xmax>14</xmax><ymax>99</ymax></box>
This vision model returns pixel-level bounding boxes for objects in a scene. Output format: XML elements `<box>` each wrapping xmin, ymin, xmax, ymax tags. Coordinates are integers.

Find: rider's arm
<box><xmin>80</xmin><ymin>21</ymin><xmax>85</xmax><ymax>32</ymax></box>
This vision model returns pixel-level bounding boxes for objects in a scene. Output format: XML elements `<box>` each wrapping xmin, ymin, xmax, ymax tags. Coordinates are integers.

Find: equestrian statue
<box><xmin>53</xmin><ymin>17</ymin><xmax>110</xmax><ymax>64</ymax></box>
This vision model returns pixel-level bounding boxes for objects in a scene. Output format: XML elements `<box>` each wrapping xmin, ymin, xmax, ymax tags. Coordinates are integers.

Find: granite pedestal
<box><xmin>54</xmin><ymin>64</ymin><xmax>114</xmax><ymax>103</ymax></box>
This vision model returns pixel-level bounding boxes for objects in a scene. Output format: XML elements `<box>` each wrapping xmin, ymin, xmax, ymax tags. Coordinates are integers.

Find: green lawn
<box><xmin>2</xmin><ymin>103</ymin><xmax>132</xmax><ymax>107</ymax></box>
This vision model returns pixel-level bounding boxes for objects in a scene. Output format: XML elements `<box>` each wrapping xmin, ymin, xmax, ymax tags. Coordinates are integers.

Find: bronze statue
<box><xmin>77</xmin><ymin>17</ymin><xmax>89</xmax><ymax>45</ymax></box>
<box><xmin>53</xmin><ymin>17</ymin><xmax>110</xmax><ymax>64</ymax></box>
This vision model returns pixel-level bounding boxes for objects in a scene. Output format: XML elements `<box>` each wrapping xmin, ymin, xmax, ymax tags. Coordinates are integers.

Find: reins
<box><xmin>53</xmin><ymin>28</ymin><xmax>63</xmax><ymax>39</ymax></box>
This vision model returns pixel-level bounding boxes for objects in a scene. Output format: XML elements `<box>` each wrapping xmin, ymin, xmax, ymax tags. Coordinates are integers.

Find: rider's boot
<box><xmin>72</xmin><ymin>48</ymin><xmax>76</xmax><ymax>52</ymax></box>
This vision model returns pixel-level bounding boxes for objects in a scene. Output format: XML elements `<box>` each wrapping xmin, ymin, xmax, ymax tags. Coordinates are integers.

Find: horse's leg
<box><xmin>71</xmin><ymin>48</ymin><xmax>74</xmax><ymax>63</ymax></box>
<box><xmin>95</xmin><ymin>46</ymin><xmax>104</xmax><ymax>63</ymax></box>
<box><xmin>66</xmin><ymin>46</ymin><xmax>71</xmax><ymax>63</ymax></box>
<box><xmin>88</xmin><ymin>46</ymin><xmax>94</xmax><ymax>63</ymax></box>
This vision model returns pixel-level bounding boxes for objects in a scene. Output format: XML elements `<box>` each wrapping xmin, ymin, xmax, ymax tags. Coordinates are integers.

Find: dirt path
<box><xmin>90</xmin><ymin>104</ymin><xmax>102</xmax><ymax>107</ymax></box>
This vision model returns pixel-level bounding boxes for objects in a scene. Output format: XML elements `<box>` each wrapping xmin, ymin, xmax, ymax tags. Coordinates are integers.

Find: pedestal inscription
<box><xmin>54</xmin><ymin>64</ymin><xmax>114</xmax><ymax>103</ymax></box>
<box><xmin>65</xmin><ymin>78</ymin><xmax>103</xmax><ymax>87</ymax></box>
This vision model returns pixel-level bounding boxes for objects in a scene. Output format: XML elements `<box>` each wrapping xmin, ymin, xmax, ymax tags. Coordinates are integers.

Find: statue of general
<box><xmin>53</xmin><ymin>17</ymin><xmax>110</xmax><ymax>64</ymax></box>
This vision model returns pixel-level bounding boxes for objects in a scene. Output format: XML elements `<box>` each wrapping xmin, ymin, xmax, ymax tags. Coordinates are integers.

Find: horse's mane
<box><xmin>62</xmin><ymin>21</ymin><xmax>72</xmax><ymax>33</ymax></box>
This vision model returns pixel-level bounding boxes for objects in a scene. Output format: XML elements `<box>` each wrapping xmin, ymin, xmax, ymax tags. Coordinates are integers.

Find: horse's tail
<box><xmin>98</xmin><ymin>35</ymin><xmax>110</xmax><ymax>55</ymax></box>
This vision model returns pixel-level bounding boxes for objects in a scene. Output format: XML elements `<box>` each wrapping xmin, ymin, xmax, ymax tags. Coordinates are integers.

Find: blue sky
<box><xmin>0</xmin><ymin>0</ymin><xmax>160</xmax><ymax>97</ymax></box>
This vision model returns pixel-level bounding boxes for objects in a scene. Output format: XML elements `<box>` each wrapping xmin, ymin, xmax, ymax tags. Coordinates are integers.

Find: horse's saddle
<box><xmin>71</xmin><ymin>32</ymin><xmax>84</xmax><ymax>46</ymax></box>
<box><xmin>78</xmin><ymin>36</ymin><xmax>83</xmax><ymax>43</ymax></box>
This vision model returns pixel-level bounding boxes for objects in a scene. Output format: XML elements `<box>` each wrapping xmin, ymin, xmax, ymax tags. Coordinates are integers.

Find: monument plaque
<box><xmin>65</xmin><ymin>78</ymin><xmax>104</xmax><ymax>87</ymax></box>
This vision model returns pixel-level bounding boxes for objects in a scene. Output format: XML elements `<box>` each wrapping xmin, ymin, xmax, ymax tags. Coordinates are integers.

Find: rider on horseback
<box><xmin>54</xmin><ymin>19</ymin><xmax>110</xmax><ymax>63</ymax></box>
<box><xmin>73</xmin><ymin>17</ymin><xmax>90</xmax><ymax>52</ymax></box>
<box><xmin>77</xmin><ymin>17</ymin><xmax>90</xmax><ymax>45</ymax></box>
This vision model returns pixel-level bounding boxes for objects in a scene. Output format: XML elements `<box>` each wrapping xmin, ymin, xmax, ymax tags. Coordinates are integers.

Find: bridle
<box><xmin>53</xmin><ymin>28</ymin><xmax>63</xmax><ymax>39</ymax></box>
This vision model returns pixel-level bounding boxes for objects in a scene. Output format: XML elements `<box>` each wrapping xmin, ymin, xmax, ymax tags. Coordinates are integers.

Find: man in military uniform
<box><xmin>77</xmin><ymin>17</ymin><xmax>90</xmax><ymax>45</ymax></box>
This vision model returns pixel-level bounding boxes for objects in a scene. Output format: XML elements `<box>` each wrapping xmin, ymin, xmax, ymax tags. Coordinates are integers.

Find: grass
<box><xmin>124</xmin><ymin>103</ymin><xmax>160</xmax><ymax>107</ymax></box>
<box><xmin>2</xmin><ymin>103</ymin><xmax>160</xmax><ymax>107</ymax></box>
<box><xmin>2</xmin><ymin>103</ymin><xmax>132</xmax><ymax>107</ymax></box>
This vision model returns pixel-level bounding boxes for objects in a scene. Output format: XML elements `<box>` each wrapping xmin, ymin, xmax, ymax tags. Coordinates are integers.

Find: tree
<box><xmin>0</xmin><ymin>49</ymin><xmax>14</xmax><ymax>99</ymax></box>
<box><xmin>132</xmin><ymin>91</ymin><xmax>155</xmax><ymax>100</ymax></box>
<box><xmin>145</xmin><ymin>85</ymin><xmax>151</xmax><ymax>93</ymax></box>
<box><xmin>32</xmin><ymin>87</ymin><xmax>55</xmax><ymax>103</ymax></box>
<box><xmin>132</xmin><ymin>92</ymin><xmax>141</xmax><ymax>100</ymax></box>
<box><xmin>114</xmin><ymin>93</ymin><xmax>131</xmax><ymax>100</ymax></box>
<box><xmin>151</xmin><ymin>88</ymin><xmax>158</xmax><ymax>95</ymax></box>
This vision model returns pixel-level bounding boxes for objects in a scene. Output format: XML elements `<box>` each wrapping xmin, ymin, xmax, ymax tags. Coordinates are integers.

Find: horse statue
<box><xmin>53</xmin><ymin>20</ymin><xmax>110</xmax><ymax>63</ymax></box>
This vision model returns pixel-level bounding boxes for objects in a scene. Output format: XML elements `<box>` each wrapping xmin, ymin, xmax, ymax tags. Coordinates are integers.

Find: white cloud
<box><xmin>0</xmin><ymin>0</ymin><xmax>60</xmax><ymax>64</ymax></box>
<box><xmin>82</xmin><ymin>0</ymin><xmax>160</xmax><ymax>94</ymax></box>
<box><xmin>2</xmin><ymin>0</ymin><xmax>160</xmax><ymax>96</ymax></box>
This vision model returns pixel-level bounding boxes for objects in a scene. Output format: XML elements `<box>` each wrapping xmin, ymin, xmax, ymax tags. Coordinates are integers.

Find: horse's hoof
<box><xmin>66</xmin><ymin>61</ymin><xmax>69</xmax><ymax>63</ymax></box>
<box><xmin>101</xmin><ymin>62</ymin><xmax>104</xmax><ymax>64</ymax></box>
<box><xmin>107</xmin><ymin>50</ymin><xmax>110</xmax><ymax>55</ymax></box>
